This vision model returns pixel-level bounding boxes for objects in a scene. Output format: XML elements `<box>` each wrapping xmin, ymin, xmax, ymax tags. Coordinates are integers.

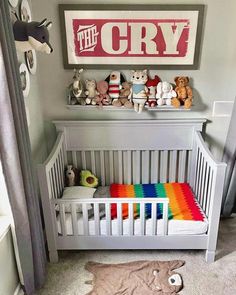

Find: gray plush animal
<box><xmin>13</xmin><ymin>16</ymin><xmax>53</xmax><ymax>54</ymax></box>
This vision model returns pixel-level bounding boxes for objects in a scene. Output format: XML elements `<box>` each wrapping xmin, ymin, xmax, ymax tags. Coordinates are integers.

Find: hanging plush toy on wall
<box><xmin>12</xmin><ymin>14</ymin><xmax>53</xmax><ymax>54</ymax></box>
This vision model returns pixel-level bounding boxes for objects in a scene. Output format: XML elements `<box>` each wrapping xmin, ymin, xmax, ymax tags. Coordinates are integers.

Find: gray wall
<box><xmin>14</xmin><ymin>0</ymin><xmax>48</xmax><ymax>166</ymax></box>
<box><xmin>32</xmin><ymin>0</ymin><xmax>236</xmax><ymax>160</ymax></box>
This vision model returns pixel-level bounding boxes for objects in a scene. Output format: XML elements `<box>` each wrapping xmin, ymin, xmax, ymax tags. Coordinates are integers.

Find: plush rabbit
<box><xmin>156</xmin><ymin>81</ymin><xmax>177</xmax><ymax>106</ymax></box>
<box><xmin>65</xmin><ymin>165</ymin><xmax>79</xmax><ymax>187</ymax></box>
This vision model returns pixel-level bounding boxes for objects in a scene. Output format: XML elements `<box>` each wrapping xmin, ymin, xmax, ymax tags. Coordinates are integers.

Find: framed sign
<box><xmin>59</xmin><ymin>5</ymin><xmax>204</xmax><ymax>69</ymax></box>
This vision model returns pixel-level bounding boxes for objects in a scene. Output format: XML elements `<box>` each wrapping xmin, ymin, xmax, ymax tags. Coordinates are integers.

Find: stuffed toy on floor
<box><xmin>85</xmin><ymin>260</ymin><xmax>185</xmax><ymax>295</ymax></box>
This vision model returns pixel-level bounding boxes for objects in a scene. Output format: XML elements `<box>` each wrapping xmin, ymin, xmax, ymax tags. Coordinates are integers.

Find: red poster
<box><xmin>60</xmin><ymin>5</ymin><xmax>204</xmax><ymax>68</ymax></box>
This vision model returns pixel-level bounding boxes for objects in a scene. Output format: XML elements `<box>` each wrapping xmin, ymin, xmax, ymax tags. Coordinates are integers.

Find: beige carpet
<box><xmin>37</xmin><ymin>216</ymin><xmax>236</xmax><ymax>295</ymax></box>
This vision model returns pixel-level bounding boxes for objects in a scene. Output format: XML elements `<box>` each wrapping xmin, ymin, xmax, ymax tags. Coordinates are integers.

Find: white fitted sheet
<box><xmin>57</xmin><ymin>213</ymin><xmax>208</xmax><ymax>236</ymax></box>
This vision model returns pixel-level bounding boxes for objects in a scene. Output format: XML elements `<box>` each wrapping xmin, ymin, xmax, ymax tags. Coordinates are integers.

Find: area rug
<box><xmin>85</xmin><ymin>260</ymin><xmax>185</xmax><ymax>295</ymax></box>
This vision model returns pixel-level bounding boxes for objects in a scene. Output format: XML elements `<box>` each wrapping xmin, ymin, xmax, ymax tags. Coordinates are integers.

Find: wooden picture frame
<box><xmin>59</xmin><ymin>4</ymin><xmax>204</xmax><ymax>69</ymax></box>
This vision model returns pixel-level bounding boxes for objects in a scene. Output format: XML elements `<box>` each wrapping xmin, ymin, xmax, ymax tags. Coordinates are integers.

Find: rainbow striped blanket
<box><xmin>110</xmin><ymin>183</ymin><xmax>204</xmax><ymax>221</ymax></box>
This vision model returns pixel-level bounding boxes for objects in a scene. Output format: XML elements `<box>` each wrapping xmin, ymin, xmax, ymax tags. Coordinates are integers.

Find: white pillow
<box><xmin>59</xmin><ymin>186</ymin><xmax>96</xmax><ymax>213</ymax></box>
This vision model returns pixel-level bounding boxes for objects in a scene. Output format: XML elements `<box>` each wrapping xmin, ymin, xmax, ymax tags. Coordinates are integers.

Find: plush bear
<box><xmin>93</xmin><ymin>81</ymin><xmax>111</xmax><ymax>106</ymax></box>
<box><xmin>85</xmin><ymin>79</ymin><xmax>97</xmax><ymax>104</ymax></box>
<box><xmin>129</xmin><ymin>70</ymin><xmax>148</xmax><ymax>113</ymax></box>
<box><xmin>80</xmin><ymin>170</ymin><xmax>98</xmax><ymax>188</ymax></box>
<box><xmin>156</xmin><ymin>82</ymin><xmax>177</xmax><ymax>106</ymax></box>
<box><xmin>112</xmin><ymin>82</ymin><xmax>133</xmax><ymax>108</ymax></box>
<box><xmin>65</xmin><ymin>165</ymin><xmax>79</xmax><ymax>187</ymax></box>
<box><xmin>172</xmin><ymin>76</ymin><xmax>193</xmax><ymax>109</ymax></box>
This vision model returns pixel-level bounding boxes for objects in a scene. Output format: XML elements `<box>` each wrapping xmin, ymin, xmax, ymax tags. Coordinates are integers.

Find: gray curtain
<box><xmin>222</xmin><ymin>99</ymin><xmax>236</xmax><ymax>216</ymax></box>
<box><xmin>0</xmin><ymin>1</ymin><xmax>46</xmax><ymax>294</ymax></box>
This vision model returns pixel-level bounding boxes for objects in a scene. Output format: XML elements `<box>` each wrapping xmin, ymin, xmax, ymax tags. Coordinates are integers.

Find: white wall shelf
<box><xmin>66</xmin><ymin>105</ymin><xmax>191</xmax><ymax>111</ymax></box>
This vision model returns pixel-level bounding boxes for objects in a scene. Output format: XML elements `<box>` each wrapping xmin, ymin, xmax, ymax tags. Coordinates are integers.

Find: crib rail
<box><xmin>190</xmin><ymin>131</ymin><xmax>226</xmax><ymax>217</ymax></box>
<box><xmin>52</xmin><ymin>198</ymin><xmax>169</xmax><ymax>237</ymax></box>
<box><xmin>38</xmin><ymin>132</ymin><xmax>66</xmax><ymax>200</ymax></box>
<box><xmin>67</xmin><ymin>149</ymin><xmax>191</xmax><ymax>185</ymax></box>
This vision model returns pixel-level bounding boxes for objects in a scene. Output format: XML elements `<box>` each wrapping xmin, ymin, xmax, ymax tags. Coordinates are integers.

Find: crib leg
<box><xmin>205</xmin><ymin>250</ymin><xmax>215</xmax><ymax>263</ymax></box>
<box><xmin>49</xmin><ymin>250</ymin><xmax>59</xmax><ymax>263</ymax></box>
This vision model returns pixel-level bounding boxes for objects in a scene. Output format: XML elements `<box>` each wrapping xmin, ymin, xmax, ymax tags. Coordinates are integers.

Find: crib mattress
<box><xmin>57</xmin><ymin>208</ymin><xmax>208</xmax><ymax>236</ymax></box>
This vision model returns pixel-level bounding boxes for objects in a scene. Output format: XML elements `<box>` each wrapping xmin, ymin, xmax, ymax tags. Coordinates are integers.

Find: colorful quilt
<box><xmin>110</xmin><ymin>183</ymin><xmax>204</xmax><ymax>221</ymax></box>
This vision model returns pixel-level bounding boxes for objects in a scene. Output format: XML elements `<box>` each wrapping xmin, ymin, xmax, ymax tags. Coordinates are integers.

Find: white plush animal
<box><xmin>128</xmin><ymin>70</ymin><xmax>148</xmax><ymax>113</ymax></box>
<box><xmin>156</xmin><ymin>82</ymin><xmax>177</xmax><ymax>106</ymax></box>
<box><xmin>65</xmin><ymin>165</ymin><xmax>76</xmax><ymax>187</ymax></box>
<box><xmin>85</xmin><ymin>80</ymin><xmax>97</xmax><ymax>104</ymax></box>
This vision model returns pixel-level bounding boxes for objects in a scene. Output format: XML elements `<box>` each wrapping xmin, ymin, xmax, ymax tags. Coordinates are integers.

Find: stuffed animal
<box><xmin>129</xmin><ymin>69</ymin><xmax>148</xmax><ymax>113</ymax></box>
<box><xmin>65</xmin><ymin>165</ymin><xmax>79</xmax><ymax>187</ymax></box>
<box><xmin>94</xmin><ymin>81</ymin><xmax>111</xmax><ymax>106</ymax></box>
<box><xmin>112</xmin><ymin>82</ymin><xmax>133</xmax><ymax>108</ymax></box>
<box><xmin>146</xmin><ymin>75</ymin><xmax>161</xmax><ymax>107</ymax></box>
<box><xmin>13</xmin><ymin>16</ymin><xmax>53</xmax><ymax>54</ymax></box>
<box><xmin>172</xmin><ymin>76</ymin><xmax>193</xmax><ymax>109</ymax></box>
<box><xmin>85</xmin><ymin>260</ymin><xmax>185</xmax><ymax>294</ymax></box>
<box><xmin>105</xmin><ymin>71</ymin><xmax>125</xmax><ymax>102</ymax></box>
<box><xmin>85</xmin><ymin>80</ymin><xmax>97</xmax><ymax>105</ymax></box>
<box><xmin>80</xmin><ymin>170</ymin><xmax>98</xmax><ymax>188</ymax></box>
<box><xmin>156</xmin><ymin>82</ymin><xmax>177</xmax><ymax>106</ymax></box>
<box><xmin>67</xmin><ymin>69</ymin><xmax>85</xmax><ymax>105</ymax></box>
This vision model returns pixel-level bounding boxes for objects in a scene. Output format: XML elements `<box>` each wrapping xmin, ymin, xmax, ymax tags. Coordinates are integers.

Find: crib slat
<box><xmin>206</xmin><ymin>169</ymin><xmax>213</xmax><ymax>217</ymax></box>
<box><xmin>105</xmin><ymin>203</ymin><xmax>111</xmax><ymax>235</ymax></box>
<box><xmin>140</xmin><ymin>203</ymin><xmax>145</xmax><ymax>235</ymax></box>
<box><xmin>53</xmin><ymin>163</ymin><xmax>60</xmax><ymax>197</ymax></box>
<box><xmin>81</xmin><ymin>151</ymin><xmax>87</xmax><ymax>169</ymax></box>
<box><xmin>48</xmin><ymin>171</ymin><xmax>54</xmax><ymax>199</ymax></box>
<box><xmin>118</xmin><ymin>151</ymin><xmax>123</xmax><ymax>184</ymax></box>
<box><xmin>50</xmin><ymin>170</ymin><xmax>56</xmax><ymax>199</ymax></box>
<box><xmin>203</xmin><ymin>164</ymin><xmax>210</xmax><ymax>212</ymax></box>
<box><xmin>94</xmin><ymin>203</ymin><xmax>100</xmax><ymax>235</ymax></box>
<box><xmin>54</xmin><ymin>159</ymin><xmax>60</xmax><ymax>195</ymax></box>
<box><xmin>169</xmin><ymin>150</ymin><xmax>177</xmax><ymax>182</ymax></box>
<box><xmin>72</xmin><ymin>151</ymin><xmax>77</xmax><ymax>168</ymax></box>
<box><xmin>100</xmin><ymin>151</ymin><xmax>105</xmax><ymax>186</ymax></box>
<box><xmin>195</xmin><ymin>150</ymin><xmax>202</xmax><ymax>200</ymax></box>
<box><xmin>151</xmin><ymin>151</ymin><xmax>158</xmax><ymax>183</ymax></box>
<box><xmin>163</xmin><ymin>202</ymin><xmax>168</xmax><ymax>236</ymax></box>
<box><xmin>142</xmin><ymin>151</ymin><xmax>149</xmax><ymax>184</ymax></box>
<box><xmin>151</xmin><ymin>203</ymin><xmax>157</xmax><ymax>235</ymax></box>
<box><xmin>178</xmin><ymin>150</ymin><xmax>187</xmax><ymax>182</ymax></box>
<box><xmin>198</xmin><ymin>154</ymin><xmax>204</xmax><ymax>202</ymax></box>
<box><xmin>128</xmin><ymin>203</ymin><xmax>134</xmax><ymax>235</ymax></box>
<box><xmin>160</xmin><ymin>151</ymin><xmax>168</xmax><ymax>182</ymax></box>
<box><xmin>71</xmin><ymin>204</ymin><xmax>79</xmax><ymax>236</ymax></box>
<box><xmin>125</xmin><ymin>151</ymin><xmax>132</xmax><ymax>184</ymax></box>
<box><xmin>59</xmin><ymin>204</ymin><xmax>66</xmax><ymax>236</ymax></box>
<box><xmin>109</xmin><ymin>151</ymin><xmax>114</xmax><ymax>184</ymax></box>
<box><xmin>187</xmin><ymin>150</ymin><xmax>191</xmax><ymax>182</ymax></box>
<box><xmin>117</xmin><ymin>203</ymin><xmax>123</xmax><ymax>235</ymax></box>
<box><xmin>90</xmin><ymin>151</ymin><xmax>96</xmax><ymax>175</ymax></box>
<box><xmin>58</xmin><ymin>150</ymin><xmax>64</xmax><ymax>194</ymax></box>
<box><xmin>200</xmin><ymin>159</ymin><xmax>207</xmax><ymax>207</ymax></box>
<box><xmin>56</xmin><ymin>157</ymin><xmax>63</xmax><ymax>195</ymax></box>
<box><xmin>82</xmin><ymin>203</ymin><xmax>89</xmax><ymax>235</ymax></box>
<box><xmin>133</xmin><ymin>151</ymin><xmax>140</xmax><ymax>184</ymax></box>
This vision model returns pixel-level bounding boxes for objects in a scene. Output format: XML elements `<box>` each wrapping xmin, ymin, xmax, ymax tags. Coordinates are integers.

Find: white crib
<box><xmin>37</xmin><ymin>119</ymin><xmax>226</xmax><ymax>263</ymax></box>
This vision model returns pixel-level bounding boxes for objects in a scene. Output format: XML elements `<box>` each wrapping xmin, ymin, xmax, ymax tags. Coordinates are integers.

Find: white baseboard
<box><xmin>14</xmin><ymin>283</ymin><xmax>24</xmax><ymax>295</ymax></box>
